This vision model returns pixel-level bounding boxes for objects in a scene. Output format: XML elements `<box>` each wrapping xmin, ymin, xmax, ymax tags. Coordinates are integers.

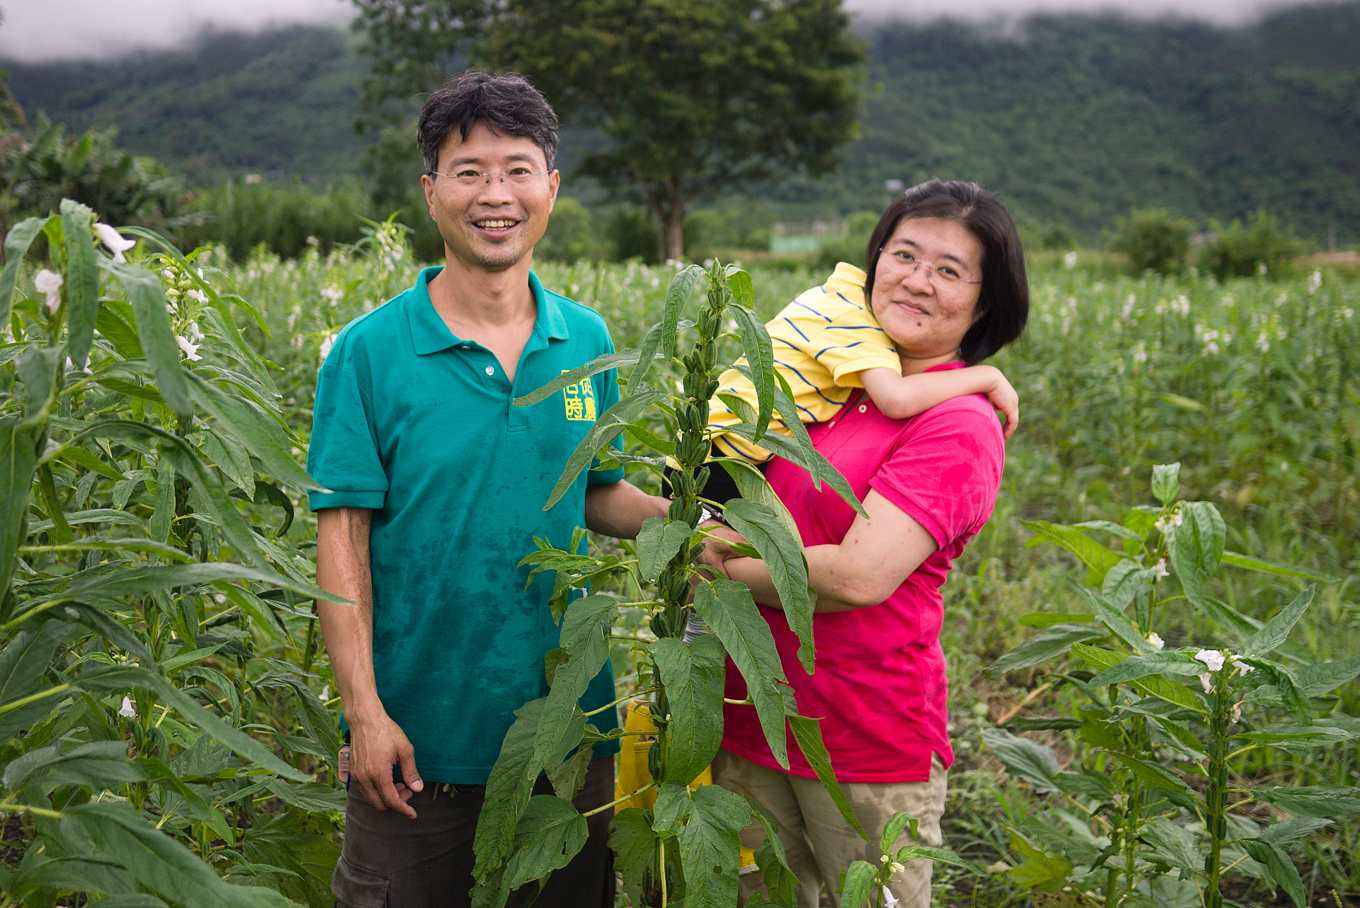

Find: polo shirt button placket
<box><xmin>484</xmin><ymin>365</ymin><xmax>495</xmax><ymax>377</ymax></box>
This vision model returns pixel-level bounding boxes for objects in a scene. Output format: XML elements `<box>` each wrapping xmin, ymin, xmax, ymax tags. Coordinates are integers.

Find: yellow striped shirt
<box><xmin>708</xmin><ymin>262</ymin><xmax>901</xmax><ymax>464</ymax></box>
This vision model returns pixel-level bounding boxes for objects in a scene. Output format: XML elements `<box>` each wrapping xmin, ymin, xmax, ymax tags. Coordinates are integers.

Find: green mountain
<box><xmin>5</xmin><ymin>3</ymin><xmax>1359</xmax><ymax>243</ymax></box>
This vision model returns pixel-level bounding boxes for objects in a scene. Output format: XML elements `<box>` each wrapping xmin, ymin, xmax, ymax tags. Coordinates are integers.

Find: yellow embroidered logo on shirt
<box><xmin>562</xmin><ymin>376</ymin><xmax>597</xmax><ymax>422</ymax></box>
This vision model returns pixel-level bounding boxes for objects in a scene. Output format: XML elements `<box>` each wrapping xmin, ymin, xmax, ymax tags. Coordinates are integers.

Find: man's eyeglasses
<box><xmin>878</xmin><ymin>247</ymin><xmax>982</xmax><ymax>288</ymax></box>
<box><xmin>426</xmin><ymin>166</ymin><xmax>552</xmax><ymax>188</ymax></box>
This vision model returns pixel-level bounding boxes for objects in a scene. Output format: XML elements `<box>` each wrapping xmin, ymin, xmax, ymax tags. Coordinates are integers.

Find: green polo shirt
<box><xmin>307</xmin><ymin>266</ymin><xmax>623</xmax><ymax>784</ymax></box>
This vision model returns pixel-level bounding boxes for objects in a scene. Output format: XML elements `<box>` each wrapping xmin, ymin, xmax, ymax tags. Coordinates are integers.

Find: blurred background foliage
<box><xmin>1</xmin><ymin>2</ymin><xmax>1358</xmax><ymax>264</ymax></box>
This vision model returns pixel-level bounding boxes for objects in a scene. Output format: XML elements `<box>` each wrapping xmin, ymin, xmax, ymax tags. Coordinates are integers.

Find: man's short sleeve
<box><xmin>587</xmin><ymin>331</ymin><xmax>625</xmax><ymax>487</ymax></box>
<box><xmin>307</xmin><ymin>331</ymin><xmax>388</xmax><ymax>510</ymax></box>
<box><xmin>868</xmin><ymin>404</ymin><xmax>1004</xmax><ymax>549</ymax></box>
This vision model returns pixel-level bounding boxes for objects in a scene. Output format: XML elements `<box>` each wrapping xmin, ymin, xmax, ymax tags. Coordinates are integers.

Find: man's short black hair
<box><xmin>418</xmin><ymin>70</ymin><xmax>560</xmax><ymax>174</ymax></box>
<box><xmin>864</xmin><ymin>179</ymin><xmax>1030</xmax><ymax>364</ymax></box>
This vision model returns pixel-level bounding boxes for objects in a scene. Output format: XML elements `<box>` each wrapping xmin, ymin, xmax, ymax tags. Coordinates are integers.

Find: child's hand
<box><xmin>985</xmin><ymin>369</ymin><xmax>1020</xmax><ymax>439</ymax></box>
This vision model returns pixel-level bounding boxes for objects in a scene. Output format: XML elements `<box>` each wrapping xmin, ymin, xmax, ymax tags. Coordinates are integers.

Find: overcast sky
<box><xmin>0</xmin><ymin>0</ymin><xmax>1317</xmax><ymax>62</ymax></box>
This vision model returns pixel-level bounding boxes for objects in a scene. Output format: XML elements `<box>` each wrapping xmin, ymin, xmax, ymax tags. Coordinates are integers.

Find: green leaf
<box><xmin>513</xmin><ymin>351</ymin><xmax>638</xmax><ymax>406</ymax></box>
<box><xmin>1138</xmin><ymin>818</ymin><xmax>1202</xmax><ymax>876</ymax></box>
<box><xmin>839</xmin><ymin>859</ymin><xmax>878</xmax><ymax>908</ymax></box>
<box><xmin>1107</xmin><ymin>752</ymin><xmax>1197</xmax><ymax>806</ymax></box>
<box><xmin>980</xmin><ymin>728</ymin><xmax>1061</xmax><ymax>792</ymax></box>
<box><xmin>676</xmin><ymin>785</ymin><xmax>751</xmax><ymax>908</ymax></box>
<box><xmin>74</xmin><ymin>664</ymin><xmax>308</xmax><ymax>781</ymax></box>
<box><xmin>1167</xmin><ymin>501</ymin><xmax>1225</xmax><ymax>599</ymax></box>
<box><xmin>473</xmin><ymin>699</ymin><xmax>546</xmax><ymax>905</ymax></box>
<box><xmin>1087</xmin><ymin>652</ymin><xmax>1202</xmax><ymax>687</ymax></box>
<box><xmin>636</xmin><ymin>517</ymin><xmax>693</xmax><ymax>583</ymax></box>
<box><xmin>546</xmin><ymin>744</ymin><xmax>593</xmax><ymax>802</ymax></box>
<box><xmin>1071</xmin><ymin>643</ymin><xmax>1206</xmax><ymax>713</ymax></box>
<box><xmin>60</xmin><ymin>561</ymin><xmax>332</xmax><ymax>604</ymax></box>
<box><xmin>0</xmin><ymin>417</ymin><xmax>45</xmax><ymax>601</ymax></box>
<box><xmin>1236</xmin><ymin>656</ymin><xmax>1311</xmax><ymax>722</ymax></box>
<box><xmin>725</xmin><ymin>265</ymin><xmax>755</xmax><ymax>309</ymax></box>
<box><xmin>609</xmin><ymin>808</ymin><xmax>658</xmax><ymax>906</ymax></box>
<box><xmin>990</xmin><ymin>623</ymin><xmax>1105</xmax><ymax>675</ymax></box>
<box><xmin>112</xmin><ymin>263</ymin><xmax>192</xmax><ymax>420</ymax></box>
<box><xmin>1022</xmin><ymin>520</ymin><xmax>1122</xmax><ymax>585</ymax></box>
<box><xmin>653</xmin><ymin>636</ymin><xmax>725</xmax><ymax>785</ymax></box>
<box><xmin>96</xmin><ymin>300</ymin><xmax>143</xmax><ymax>359</ymax></box>
<box><xmin>722</xmin><ymin>412</ymin><xmax>863</xmax><ymax>516</ymax></box>
<box><xmin>63</xmin><ymin>802</ymin><xmax>300</xmax><ymax>907</ymax></box>
<box><xmin>1295</xmin><ymin>656</ymin><xmax>1360</xmax><ymax>696</ymax></box>
<box><xmin>880</xmin><ymin>811</ymin><xmax>917</xmax><ymax>854</ymax></box>
<box><xmin>1234</xmin><ymin>725</ymin><xmax>1356</xmax><ymax>748</ymax></box>
<box><xmin>0</xmin><ymin>620</ymin><xmax>69</xmax><ymax>741</ymax></box>
<box><xmin>1240</xmin><ymin>838</ymin><xmax>1307</xmax><ymax>908</ymax></box>
<box><xmin>60</xmin><ymin>200</ymin><xmax>100</xmax><ymax>369</ymax></box>
<box><xmin>187</xmin><ymin>375</ymin><xmax>318</xmax><ymax>491</ymax></box>
<box><xmin>661</xmin><ymin>264</ymin><xmax>706</xmax><ymax>356</ymax></box>
<box><xmin>501</xmin><ymin>795</ymin><xmax>589</xmax><ymax>890</ymax></box>
<box><xmin>1256</xmin><ymin>786</ymin><xmax>1360</xmax><ymax>818</ymax></box>
<box><xmin>749</xmin><ymin>801</ymin><xmax>798</xmax><ymax>907</ymax></box>
<box><xmin>651</xmin><ymin>782</ymin><xmax>693</xmax><ymax>835</ymax></box>
<box><xmin>0</xmin><ymin>216</ymin><xmax>47</xmax><ymax>324</ymax></box>
<box><xmin>1072</xmin><ymin>585</ymin><xmax>1151</xmax><ymax>654</ymax></box>
<box><xmin>1102</xmin><ymin>559</ymin><xmax>1155</xmax><ymax>610</ymax></box>
<box><xmin>1258</xmin><ymin>817</ymin><xmax>1332</xmax><ymax>848</ymax></box>
<box><xmin>3</xmin><ymin>740</ymin><xmax>145</xmax><ymax>793</ymax></box>
<box><xmin>728</xmin><ymin>303</ymin><xmax>776</xmax><ymax>439</ymax></box>
<box><xmin>1151</xmin><ymin>463</ymin><xmax>1180</xmax><ymax>505</ymax></box>
<box><xmin>1005</xmin><ymin>832</ymin><xmax>1072</xmax><ymax>891</ymax></box>
<box><xmin>1221</xmin><ymin>550</ymin><xmax>1334</xmax><ymax>583</ymax></box>
<box><xmin>543</xmin><ymin>389</ymin><xmax>663</xmax><ymax>510</ymax></box>
<box><xmin>718</xmin><ymin>459</ymin><xmax>801</xmax><ymax>540</ymax></box>
<box><xmin>535</xmin><ymin>594</ymin><xmax>615</xmax><ymax>769</ymax></box>
<box><xmin>1243</xmin><ymin>586</ymin><xmax>1315</xmax><ymax>657</ymax></box>
<box><xmin>626</xmin><ymin>321</ymin><xmax>665</xmax><ymax>391</ymax></box>
<box><xmin>788</xmin><ymin>714</ymin><xmax>867</xmax><ymax>838</ymax></box>
<box><xmin>692</xmin><ymin>579</ymin><xmax>790</xmax><ymax>768</ymax></box>
<box><xmin>723</xmin><ymin>498</ymin><xmax>815</xmax><ymax>675</ymax></box>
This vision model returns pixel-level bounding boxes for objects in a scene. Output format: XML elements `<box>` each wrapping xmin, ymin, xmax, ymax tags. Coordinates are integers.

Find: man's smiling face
<box><xmin>421</xmin><ymin>121</ymin><xmax>559</xmax><ymax>273</ymax></box>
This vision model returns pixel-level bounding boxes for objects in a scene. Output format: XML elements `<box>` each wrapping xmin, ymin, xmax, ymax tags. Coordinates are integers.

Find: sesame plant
<box><xmin>470</xmin><ymin>262</ymin><xmax>966</xmax><ymax>908</ymax></box>
<box><xmin>986</xmin><ymin>463</ymin><xmax>1359</xmax><ymax>907</ymax></box>
<box><xmin>0</xmin><ymin>202</ymin><xmax>341</xmax><ymax>906</ymax></box>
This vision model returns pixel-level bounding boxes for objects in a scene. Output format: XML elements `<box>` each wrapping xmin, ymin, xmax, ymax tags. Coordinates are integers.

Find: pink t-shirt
<box><xmin>719</xmin><ymin>361</ymin><xmax>1005</xmax><ymax>783</ymax></box>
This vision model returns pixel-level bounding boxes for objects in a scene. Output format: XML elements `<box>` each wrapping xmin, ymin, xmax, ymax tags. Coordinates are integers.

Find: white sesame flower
<box><xmin>162</xmin><ymin>268</ymin><xmax>176</xmax><ymax>281</ymax></box>
<box><xmin>319</xmin><ymin>333</ymin><xmax>336</xmax><ymax>363</ymax></box>
<box><xmin>1063</xmin><ymin>251</ymin><xmax>1078</xmax><ymax>269</ymax></box>
<box><xmin>1256</xmin><ymin>332</ymin><xmax>1271</xmax><ymax>353</ymax></box>
<box><xmin>176</xmin><ymin>335</ymin><xmax>202</xmax><ymax>362</ymax></box>
<box><xmin>118</xmin><ymin>695</ymin><xmax>137</xmax><ymax>719</ymax></box>
<box><xmin>1231</xmin><ymin>657</ymin><xmax>1254</xmax><ymax>675</ymax></box>
<box><xmin>320</xmin><ymin>684</ymin><xmax>330</xmax><ymax>701</ymax></box>
<box><xmin>1195</xmin><ymin>649</ymin><xmax>1226</xmax><ymax>673</ymax></box>
<box><xmin>35</xmin><ymin>269</ymin><xmax>63</xmax><ymax>313</ymax></box>
<box><xmin>321</xmin><ymin>285</ymin><xmax>343</xmax><ymax>304</ymax></box>
<box><xmin>1146</xmin><ymin>632</ymin><xmax>1165</xmax><ymax>651</ymax></box>
<box><xmin>94</xmin><ymin>222</ymin><xmax>135</xmax><ymax>262</ymax></box>
<box><xmin>1232</xmin><ymin>701</ymin><xmax>1243</xmax><ymax>723</ymax></box>
<box><xmin>1152</xmin><ymin>558</ymin><xmax>1169</xmax><ymax>580</ymax></box>
<box><xmin>1199</xmin><ymin>672</ymin><xmax>1213</xmax><ymax>694</ymax></box>
<box><xmin>186</xmin><ymin>288</ymin><xmax>208</xmax><ymax>305</ymax></box>
<box><xmin>64</xmin><ymin>356</ymin><xmax>92</xmax><ymax>375</ymax></box>
<box><xmin>187</xmin><ymin>321</ymin><xmax>204</xmax><ymax>343</ymax></box>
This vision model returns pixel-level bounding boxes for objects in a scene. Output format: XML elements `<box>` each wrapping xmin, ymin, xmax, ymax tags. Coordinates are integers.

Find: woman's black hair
<box><xmin>864</xmin><ymin>179</ymin><xmax>1029</xmax><ymax>363</ymax></box>
<box><xmin>418</xmin><ymin>70</ymin><xmax>559</xmax><ymax>174</ymax></box>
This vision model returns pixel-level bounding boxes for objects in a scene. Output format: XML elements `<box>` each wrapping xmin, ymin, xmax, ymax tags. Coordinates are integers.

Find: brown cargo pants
<box><xmin>331</xmin><ymin>756</ymin><xmax>615</xmax><ymax>908</ymax></box>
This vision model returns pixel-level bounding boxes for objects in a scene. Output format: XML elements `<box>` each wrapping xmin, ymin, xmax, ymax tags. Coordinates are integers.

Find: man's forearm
<box><xmin>316</xmin><ymin>507</ymin><xmax>385</xmax><ymax>725</ymax></box>
<box><xmin>585</xmin><ymin>480</ymin><xmax>670</xmax><ymax>539</ymax></box>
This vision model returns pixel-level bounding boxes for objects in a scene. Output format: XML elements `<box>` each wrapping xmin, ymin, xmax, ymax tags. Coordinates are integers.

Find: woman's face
<box><xmin>870</xmin><ymin>217</ymin><xmax>984</xmax><ymax>362</ymax></box>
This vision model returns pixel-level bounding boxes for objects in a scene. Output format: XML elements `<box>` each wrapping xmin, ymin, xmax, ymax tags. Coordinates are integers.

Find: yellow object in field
<box><xmin>614</xmin><ymin>701</ymin><xmax>757</xmax><ymax>870</ymax></box>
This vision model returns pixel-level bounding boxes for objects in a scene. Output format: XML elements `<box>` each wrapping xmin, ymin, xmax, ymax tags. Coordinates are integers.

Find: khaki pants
<box><xmin>712</xmin><ymin>750</ymin><xmax>947</xmax><ymax>908</ymax></box>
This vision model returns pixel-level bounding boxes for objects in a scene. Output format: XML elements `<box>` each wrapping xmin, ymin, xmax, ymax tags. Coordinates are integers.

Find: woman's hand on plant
<box><xmin>348</xmin><ymin>711</ymin><xmax>423</xmax><ymax>819</ymax></box>
<box><xmin>698</xmin><ymin>522</ymin><xmax>746</xmax><ymax>573</ymax></box>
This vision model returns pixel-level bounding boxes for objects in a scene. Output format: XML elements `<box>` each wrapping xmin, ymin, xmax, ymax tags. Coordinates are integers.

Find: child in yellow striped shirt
<box><xmin>707</xmin><ymin>261</ymin><xmax>1017</xmax><ymax>467</ymax></box>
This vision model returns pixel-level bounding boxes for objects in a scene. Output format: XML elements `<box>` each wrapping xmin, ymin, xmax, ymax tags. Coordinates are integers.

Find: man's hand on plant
<box><xmin>348</xmin><ymin>710</ymin><xmax>423</xmax><ymax>819</ymax></box>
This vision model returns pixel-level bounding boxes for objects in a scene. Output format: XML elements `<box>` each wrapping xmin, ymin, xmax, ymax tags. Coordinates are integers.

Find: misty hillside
<box><xmin>4</xmin><ymin>2</ymin><xmax>1359</xmax><ymax>242</ymax></box>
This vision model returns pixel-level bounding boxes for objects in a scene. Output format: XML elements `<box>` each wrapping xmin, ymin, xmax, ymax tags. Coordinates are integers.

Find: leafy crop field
<box><xmin>2</xmin><ymin>213</ymin><xmax>1357</xmax><ymax>906</ymax></box>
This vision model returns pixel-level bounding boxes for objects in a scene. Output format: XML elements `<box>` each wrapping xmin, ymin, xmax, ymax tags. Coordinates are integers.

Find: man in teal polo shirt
<box><xmin>311</xmin><ymin>71</ymin><xmax>667</xmax><ymax>907</ymax></box>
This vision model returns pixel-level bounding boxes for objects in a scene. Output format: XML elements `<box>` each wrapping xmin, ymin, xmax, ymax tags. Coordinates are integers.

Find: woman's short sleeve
<box><xmin>307</xmin><ymin>332</ymin><xmax>389</xmax><ymax>511</ymax></box>
<box><xmin>868</xmin><ymin>403</ymin><xmax>1004</xmax><ymax>549</ymax></box>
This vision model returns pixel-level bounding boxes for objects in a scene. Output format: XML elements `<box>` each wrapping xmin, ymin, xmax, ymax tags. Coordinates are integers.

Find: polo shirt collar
<box><xmin>407</xmin><ymin>265</ymin><xmax>570</xmax><ymax>356</ymax></box>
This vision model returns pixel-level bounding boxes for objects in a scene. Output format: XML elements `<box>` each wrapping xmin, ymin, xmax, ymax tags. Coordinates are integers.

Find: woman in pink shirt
<box><xmin>703</xmin><ymin>180</ymin><xmax>1030</xmax><ymax>908</ymax></box>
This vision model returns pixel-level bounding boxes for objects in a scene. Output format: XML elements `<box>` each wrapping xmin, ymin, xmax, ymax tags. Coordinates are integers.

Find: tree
<box><xmin>352</xmin><ymin>0</ymin><xmax>863</xmax><ymax>260</ymax></box>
